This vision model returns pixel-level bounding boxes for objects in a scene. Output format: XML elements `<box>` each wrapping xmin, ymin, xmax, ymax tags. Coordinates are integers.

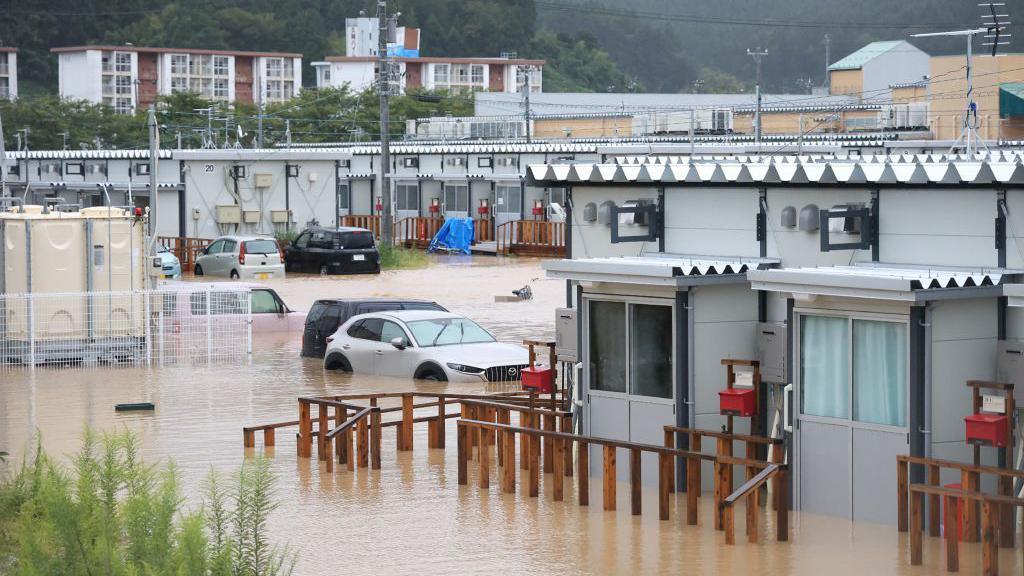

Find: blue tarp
<box><xmin>427</xmin><ymin>217</ymin><xmax>475</xmax><ymax>254</ymax></box>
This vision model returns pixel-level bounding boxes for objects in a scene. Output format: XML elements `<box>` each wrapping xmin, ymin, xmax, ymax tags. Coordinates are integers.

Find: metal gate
<box><xmin>0</xmin><ymin>287</ymin><xmax>252</xmax><ymax>370</ymax></box>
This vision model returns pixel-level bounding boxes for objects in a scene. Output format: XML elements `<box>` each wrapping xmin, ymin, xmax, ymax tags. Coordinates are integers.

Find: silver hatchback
<box><xmin>194</xmin><ymin>235</ymin><xmax>285</xmax><ymax>280</ymax></box>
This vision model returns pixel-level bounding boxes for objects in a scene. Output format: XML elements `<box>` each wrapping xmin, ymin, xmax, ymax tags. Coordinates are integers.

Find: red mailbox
<box><xmin>964</xmin><ymin>413</ymin><xmax>1009</xmax><ymax>447</ymax></box>
<box><xmin>375</xmin><ymin>196</ymin><xmax>383</xmax><ymax>212</ymax></box>
<box><xmin>521</xmin><ymin>366</ymin><xmax>554</xmax><ymax>394</ymax></box>
<box><xmin>719</xmin><ymin>388</ymin><xmax>757</xmax><ymax>418</ymax></box>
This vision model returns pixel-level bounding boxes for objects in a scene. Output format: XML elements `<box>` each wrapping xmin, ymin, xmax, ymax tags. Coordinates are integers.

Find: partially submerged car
<box><xmin>159</xmin><ymin>282</ymin><xmax>306</xmax><ymax>333</ymax></box>
<box><xmin>301</xmin><ymin>298</ymin><xmax>447</xmax><ymax>358</ymax></box>
<box><xmin>284</xmin><ymin>226</ymin><xmax>380</xmax><ymax>275</ymax></box>
<box><xmin>323</xmin><ymin>310</ymin><xmax>528</xmax><ymax>382</ymax></box>
<box><xmin>195</xmin><ymin>236</ymin><xmax>285</xmax><ymax>280</ymax></box>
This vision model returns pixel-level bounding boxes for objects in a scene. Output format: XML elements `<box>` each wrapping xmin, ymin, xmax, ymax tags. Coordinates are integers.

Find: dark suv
<box><xmin>284</xmin><ymin>227</ymin><xmax>380</xmax><ymax>275</ymax></box>
<box><xmin>301</xmin><ymin>298</ymin><xmax>448</xmax><ymax>358</ymax></box>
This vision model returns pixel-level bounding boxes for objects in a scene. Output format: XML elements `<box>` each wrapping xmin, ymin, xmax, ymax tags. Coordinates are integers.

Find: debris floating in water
<box><xmin>512</xmin><ymin>285</ymin><xmax>533</xmax><ymax>300</ymax></box>
<box><xmin>115</xmin><ymin>402</ymin><xmax>155</xmax><ymax>412</ymax></box>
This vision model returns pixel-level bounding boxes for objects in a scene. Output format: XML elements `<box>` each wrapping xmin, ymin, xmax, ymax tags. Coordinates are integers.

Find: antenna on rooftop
<box><xmin>911</xmin><ymin>3</ymin><xmax>1011</xmax><ymax>156</ymax></box>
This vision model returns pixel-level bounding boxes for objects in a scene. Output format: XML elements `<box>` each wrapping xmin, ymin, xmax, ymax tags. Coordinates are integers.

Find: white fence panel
<box><xmin>0</xmin><ymin>288</ymin><xmax>252</xmax><ymax>370</ymax></box>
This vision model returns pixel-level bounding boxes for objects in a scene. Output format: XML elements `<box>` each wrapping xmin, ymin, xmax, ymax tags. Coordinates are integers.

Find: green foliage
<box><xmin>529</xmin><ymin>31</ymin><xmax>636</xmax><ymax>92</ymax></box>
<box><xmin>378</xmin><ymin>243</ymin><xmax>428</xmax><ymax>270</ymax></box>
<box><xmin>0</xmin><ymin>431</ymin><xmax>294</xmax><ymax>576</ymax></box>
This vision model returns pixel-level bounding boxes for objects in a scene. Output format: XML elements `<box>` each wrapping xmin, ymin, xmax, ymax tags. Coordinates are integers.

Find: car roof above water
<box><xmin>305</xmin><ymin>226</ymin><xmax>373</xmax><ymax>234</ymax></box>
<box><xmin>372</xmin><ymin>310</ymin><xmax>463</xmax><ymax>322</ymax></box>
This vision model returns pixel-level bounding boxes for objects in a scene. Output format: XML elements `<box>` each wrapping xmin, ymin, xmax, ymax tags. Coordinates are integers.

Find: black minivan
<box><xmin>300</xmin><ymin>298</ymin><xmax>448</xmax><ymax>358</ymax></box>
<box><xmin>284</xmin><ymin>227</ymin><xmax>380</xmax><ymax>275</ymax></box>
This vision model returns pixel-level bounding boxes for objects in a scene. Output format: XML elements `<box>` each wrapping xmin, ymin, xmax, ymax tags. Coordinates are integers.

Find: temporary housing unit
<box><xmin>0</xmin><ymin>206</ymin><xmax>147</xmax><ymax>363</ymax></box>
<box><xmin>532</xmin><ymin>154</ymin><xmax>1024</xmax><ymax>524</ymax></box>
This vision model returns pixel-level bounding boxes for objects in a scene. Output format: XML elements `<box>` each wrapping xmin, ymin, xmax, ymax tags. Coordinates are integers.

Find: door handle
<box><xmin>342</xmin><ymin>344</ymin><xmax>351</xmax><ymax>350</ymax></box>
<box><xmin>375</xmin><ymin>350</ymin><xmax>384</xmax><ymax>355</ymax></box>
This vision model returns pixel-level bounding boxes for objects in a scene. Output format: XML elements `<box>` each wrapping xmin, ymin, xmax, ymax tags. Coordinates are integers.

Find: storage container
<box><xmin>719</xmin><ymin>388</ymin><xmax>757</xmax><ymax>417</ymax></box>
<box><xmin>521</xmin><ymin>365</ymin><xmax>554</xmax><ymax>393</ymax></box>
<box><xmin>964</xmin><ymin>413</ymin><xmax>1008</xmax><ymax>447</ymax></box>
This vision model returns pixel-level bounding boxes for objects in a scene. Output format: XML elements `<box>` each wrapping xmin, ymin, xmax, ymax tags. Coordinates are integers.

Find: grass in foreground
<box><xmin>378</xmin><ymin>242</ymin><xmax>429</xmax><ymax>270</ymax></box>
<box><xmin>0</xmin><ymin>430</ymin><xmax>294</xmax><ymax>576</ymax></box>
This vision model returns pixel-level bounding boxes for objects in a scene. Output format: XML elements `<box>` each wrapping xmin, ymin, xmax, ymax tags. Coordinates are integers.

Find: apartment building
<box><xmin>312</xmin><ymin>55</ymin><xmax>543</xmax><ymax>94</ymax></box>
<box><xmin>344</xmin><ymin>16</ymin><xmax>420</xmax><ymax>58</ymax></box>
<box><xmin>0</xmin><ymin>48</ymin><xmax>17</xmax><ymax>100</ymax></box>
<box><xmin>52</xmin><ymin>45</ymin><xmax>302</xmax><ymax>113</ymax></box>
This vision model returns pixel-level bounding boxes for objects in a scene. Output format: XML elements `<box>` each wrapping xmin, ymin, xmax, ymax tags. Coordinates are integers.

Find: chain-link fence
<box><xmin>0</xmin><ymin>287</ymin><xmax>252</xmax><ymax>370</ymax></box>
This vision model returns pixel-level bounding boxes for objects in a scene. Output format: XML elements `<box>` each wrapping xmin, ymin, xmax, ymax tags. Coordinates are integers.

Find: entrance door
<box><xmin>586</xmin><ymin>297</ymin><xmax>675</xmax><ymax>483</ymax></box>
<box><xmin>495</xmin><ymin>183</ymin><xmax>521</xmax><ymax>243</ymax></box>
<box><xmin>395</xmin><ymin>183</ymin><xmax>420</xmax><ymax>241</ymax></box>
<box><xmin>796</xmin><ymin>313</ymin><xmax>909</xmax><ymax>523</ymax></box>
<box><xmin>443</xmin><ymin>183</ymin><xmax>469</xmax><ymax>220</ymax></box>
<box><xmin>337</xmin><ymin>181</ymin><xmax>350</xmax><ymax>220</ymax></box>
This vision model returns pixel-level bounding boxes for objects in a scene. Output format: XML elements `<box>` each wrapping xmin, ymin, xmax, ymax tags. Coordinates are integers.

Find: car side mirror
<box><xmin>390</xmin><ymin>337</ymin><xmax>406</xmax><ymax>350</ymax></box>
<box><xmin>203</xmin><ymin>247</ymin><xmax>210</xmax><ymax>254</ymax></box>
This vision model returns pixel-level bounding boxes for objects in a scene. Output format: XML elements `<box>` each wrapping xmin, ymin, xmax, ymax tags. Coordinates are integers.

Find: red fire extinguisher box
<box><xmin>964</xmin><ymin>413</ymin><xmax>1009</xmax><ymax>447</ymax></box>
<box><xmin>719</xmin><ymin>388</ymin><xmax>756</xmax><ymax>417</ymax></box>
<box><xmin>521</xmin><ymin>366</ymin><xmax>554</xmax><ymax>394</ymax></box>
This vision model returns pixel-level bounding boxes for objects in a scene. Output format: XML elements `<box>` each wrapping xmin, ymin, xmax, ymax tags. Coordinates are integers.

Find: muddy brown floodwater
<box><xmin>1</xmin><ymin>255</ymin><xmax>1019</xmax><ymax>575</ymax></box>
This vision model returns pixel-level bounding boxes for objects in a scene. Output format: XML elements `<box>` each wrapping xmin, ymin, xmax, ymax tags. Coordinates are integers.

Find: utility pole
<box><xmin>378</xmin><ymin>0</ymin><xmax>396</xmax><ymax>246</ymax></box>
<box><xmin>823</xmin><ymin>33</ymin><xmax>831</xmax><ymax>92</ymax></box>
<box><xmin>0</xmin><ymin>110</ymin><xmax>7</xmax><ymax>198</ymax></box>
<box><xmin>147</xmin><ymin>106</ymin><xmax>160</xmax><ymax>266</ymax></box>
<box><xmin>747</xmin><ymin>48</ymin><xmax>768</xmax><ymax>146</ymax></box>
<box><xmin>257</xmin><ymin>78</ymin><xmax>265</xmax><ymax>148</ymax></box>
<box><xmin>521</xmin><ymin>66</ymin><xmax>534</xmax><ymax>143</ymax></box>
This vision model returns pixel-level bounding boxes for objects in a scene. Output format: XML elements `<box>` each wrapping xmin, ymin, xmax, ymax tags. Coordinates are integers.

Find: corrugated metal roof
<box><xmin>829</xmin><ymin>41</ymin><xmax>904</xmax><ymax>71</ymax></box>
<box><xmin>543</xmin><ymin>254</ymin><xmax>779</xmax><ymax>286</ymax></box>
<box><xmin>748</xmin><ymin>263</ymin><xmax>1017</xmax><ymax>302</ymax></box>
<box><xmin>4</xmin><ymin>150</ymin><xmax>173</xmax><ymax>160</ymax></box>
<box><xmin>527</xmin><ymin>157</ymin><xmax>1024</xmax><ymax>186</ymax></box>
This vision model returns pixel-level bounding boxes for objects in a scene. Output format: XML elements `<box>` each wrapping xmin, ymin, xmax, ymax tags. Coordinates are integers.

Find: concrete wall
<box><xmin>59</xmin><ymin>51</ymin><xmax>102</xmax><ymax>103</ymax></box>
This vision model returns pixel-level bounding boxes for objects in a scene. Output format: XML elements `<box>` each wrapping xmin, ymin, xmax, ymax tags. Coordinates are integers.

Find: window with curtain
<box><xmin>800</xmin><ymin>315</ymin><xmax>849</xmax><ymax>419</ymax></box>
<box><xmin>589</xmin><ymin>301</ymin><xmax>626</xmax><ymax>393</ymax></box>
<box><xmin>853</xmin><ymin>320</ymin><xmax>907</xmax><ymax>427</ymax></box>
<box><xmin>630</xmin><ymin>304</ymin><xmax>672</xmax><ymax>399</ymax></box>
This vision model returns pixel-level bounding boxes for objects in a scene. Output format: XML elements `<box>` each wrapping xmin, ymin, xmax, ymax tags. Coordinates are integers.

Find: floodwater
<box><xmin>1</xmin><ymin>255</ymin><xmax>1020</xmax><ymax>575</ymax></box>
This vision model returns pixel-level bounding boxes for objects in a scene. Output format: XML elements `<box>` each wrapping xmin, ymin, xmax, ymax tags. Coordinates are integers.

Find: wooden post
<box><xmin>928</xmin><ymin>464</ymin><xmax>941</xmax><ymax>538</ymax></box>
<box><xmin>479</xmin><ymin>424</ymin><xmax>490</xmax><ymax>489</ymax></box>
<box><xmin>457</xmin><ymin>423</ymin><xmax>468</xmax><ymax>485</ymax></box>
<box><xmin>945</xmin><ymin>494</ymin><xmax>959</xmax><ymax>572</ymax></box>
<box><xmin>520</xmin><ymin>411</ymin><xmax>530</xmax><ymax>471</ymax></box>
<box><xmin>663</xmin><ymin>429</ymin><xmax>675</xmax><ymax>493</ymax></box>
<box><xmin>776</xmin><ymin>467</ymin><xmax>789</xmax><ymax>542</ymax></box>
<box><xmin>724</xmin><ymin>504</ymin><xmax>735</xmax><ymax>545</ymax></box>
<box><xmin>528</xmin><ymin>431</ymin><xmax>540</xmax><ymax>498</ymax></box>
<box><xmin>263</xmin><ymin>428</ymin><xmax>275</xmax><ymax>447</ymax></box>
<box><xmin>553</xmin><ymin>438</ymin><xmax>565</xmax><ymax>501</ymax></box>
<box><xmin>502</xmin><ymin>430</ymin><xmax>516</xmax><ymax>494</ymax></box>
<box><xmin>746</xmin><ymin>489</ymin><xmax>759</xmax><ymax>543</ymax></box>
<box><xmin>659</xmin><ymin>453</ymin><xmax>671</xmax><ymax>521</ymax></box>
<box><xmin>357</xmin><ymin>417</ymin><xmax>368</xmax><ymax>468</ymax></box>
<box><xmin>997</xmin><ymin>475</ymin><xmax>1014</xmax><ymax>549</ymax></box>
<box><xmin>335</xmin><ymin>406</ymin><xmax>346</xmax><ymax>463</ymax></box>
<box><xmin>603</xmin><ymin>446</ymin><xmax>617</xmax><ymax>511</ymax></box>
<box><xmin>317</xmin><ymin>403</ymin><xmax>329</xmax><ymax>462</ymax></box>
<box><xmin>714</xmin><ymin>437</ymin><xmax>732</xmax><ymax>530</ymax></box>
<box><xmin>687</xmin><ymin>454</ymin><xmax>699</xmax><ymax>526</ymax></box>
<box><xmin>630</xmin><ymin>449</ymin><xmax>642</xmax><ymax>516</ymax></box>
<box><xmin>243</xmin><ymin>429</ymin><xmax>255</xmax><ymax>448</ymax></box>
<box><xmin>496</xmin><ymin>409</ymin><xmax>510</xmax><ymax>468</ymax></box>
<box><xmin>370</xmin><ymin>408</ymin><xmax>382</xmax><ymax>470</ymax></box>
<box><xmin>770</xmin><ymin>440</ymin><xmax>782</xmax><ymax>511</ymax></box>
<box><xmin>963</xmin><ymin>470</ymin><xmax>979</xmax><ymax>543</ymax></box>
<box><xmin>691</xmin><ymin>433</ymin><xmax>702</xmax><ymax>497</ymax></box>
<box><xmin>401</xmin><ymin>394</ymin><xmax>414</xmax><ymax>452</ymax></box>
<box><xmin>436</xmin><ymin>395</ymin><xmax>446</xmax><ymax>449</ymax></box>
<box><xmin>910</xmin><ymin>491</ymin><xmax>923</xmax><ymax>566</ymax></box>
<box><xmin>981</xmin><ymin>500</ymin><xmax>997</xmax><ymax>576</ymax></box>
<box><xmin>897</xmin><ymin>458</ymin><xmax>909</xmax><ymax>532</ymax></box>
<box><xmin>543</xmin><ymin>413</ymin><xmax>555</xmax><ymax>473</ymax></box>
<box><xmin>562</xmin><ymin>414</ymin><xmax>573</xmax><ymax>478</ymax></box>
<box><xmin>298</xmin><ymin>400</ymin><xmax>312</xmax><ymax>458</ymax></box>
<box><xmin>578</xmin><ymin>441</ymin><xmax>589</xmax><ymax>506</ymax></box>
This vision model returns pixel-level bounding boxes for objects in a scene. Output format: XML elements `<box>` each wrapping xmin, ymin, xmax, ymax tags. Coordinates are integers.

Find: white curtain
<box><xmin>853</xmin><ymin>320</ymin><xmax>907</xmax><ymax>427</ymax></box>
<box><xmin>801</xmin><ymin>315</ymin><xmax>849</xmax><ymax>419</ymax></box>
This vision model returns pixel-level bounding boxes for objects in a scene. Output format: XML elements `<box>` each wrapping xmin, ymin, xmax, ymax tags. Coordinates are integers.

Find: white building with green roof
<box><xmin>828</xmin><ymin>40</ymin><xmax>929</xmax><ymax>103</ymax></box>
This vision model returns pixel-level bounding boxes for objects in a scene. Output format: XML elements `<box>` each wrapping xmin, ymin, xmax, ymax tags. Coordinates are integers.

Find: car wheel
<box><xmin>230</xmin><ymin>269</ymin><xmax>240</xmax><ymax>279</ymax></box>
<box><xmin>324</xmin><ymin>353</ymin><xmax>352</xmax><ymax>372</ymax></box>
<box><xmin>194</xmin><ymin>264</ymin><xmax>204</xmax><ymax>276</ymax></box>
<box><xmin>415</xmin><ymin>364</ymin><xmax>448</xmax><ymax>382</ymax></box>
<box><xmin>319</xmin><ymin>264</ymin><xmax>329</xmax><ymax>276</ymax></box>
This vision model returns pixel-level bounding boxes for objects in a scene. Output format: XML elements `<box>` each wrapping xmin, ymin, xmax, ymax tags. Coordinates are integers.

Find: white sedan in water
<box><xmin>323</xmin><ymin>310</ymin><xmax>529</xmax><ymax>383</ymax></box>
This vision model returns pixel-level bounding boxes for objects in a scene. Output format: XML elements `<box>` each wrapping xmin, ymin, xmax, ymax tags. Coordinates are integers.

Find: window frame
<box><xmin>795</xmin><ymin>308</ymin><xmax>910</xmax><ymax>433</ymax></box>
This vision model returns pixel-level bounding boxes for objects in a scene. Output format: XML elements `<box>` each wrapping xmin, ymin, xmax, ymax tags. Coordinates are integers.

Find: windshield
<box><xmin>244</xmin><ymin>239</ymin><xmax>279</xmax><ymax>254</ymax></box>
<box><xmin>406</xmin><ymin>318</ymin><xmax>496</xmax><ymax>347</ymax></box>
<box><xmin>341</xmin><ymin>231</ymin><xmax>375</xmax><ymax>249</ymax></box>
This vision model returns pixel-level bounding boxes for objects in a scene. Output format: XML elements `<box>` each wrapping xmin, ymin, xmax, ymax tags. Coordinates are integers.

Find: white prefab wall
<box><xmin>879</xmin><ymin>188</ymin><xmax>998</xmax><ymax>267</ymax></box>
<box><xmin>570</xmin><ymin>186</ymin><xmax>659</xmax><ymax>258</ymax></box>
<box><xmin>664</xmin><ymin>187</ymin><xmax>758</xmax><ymax>257</ymax></box>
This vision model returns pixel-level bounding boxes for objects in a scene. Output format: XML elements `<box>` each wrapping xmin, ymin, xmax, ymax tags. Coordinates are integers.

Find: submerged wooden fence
<box><xmin>244</xmin><ymin>391</ymin><xmax>789</xmax><ymax>545</ymax></box>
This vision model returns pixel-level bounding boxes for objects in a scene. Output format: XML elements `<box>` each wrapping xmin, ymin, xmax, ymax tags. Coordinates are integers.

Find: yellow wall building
<box><xmin>929</xmin><ymin>53</ymin><xmax>1024</xmax><ymax>140</ymax></box>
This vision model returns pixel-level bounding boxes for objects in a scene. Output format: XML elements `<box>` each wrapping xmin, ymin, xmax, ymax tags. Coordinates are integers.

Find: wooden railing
<box><xmin>495</xmin><ymin>220</ymin><xmax>566</xmax><ymax>256</ymax></box>
<box><xmin>341</xmin><ymin>214</ymin><xmax>382</xmax><ymax>236</ymax></box>
<box><xmin>722</xmin><ymin>463</ymin><xmax>787</xmax><ymax>545</ymax></box>
<box><xmin>897</xmin><ymin>454</ymin><xmax>1024</xmax><ymax>573</ymax></box>
<box><xmin>394</xmin><ymin>216</ymin><xmax>444</xmax><ymax>248</ymax></box>
<box><xmin>158</xmin><ymin>236</ymin><xmax>212</xmax><ymax>272</ymax></box>
<box><xmin>473</xmin><ymin>218</ymin><xmax>494</xmax><ymax>243</ymax></box>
